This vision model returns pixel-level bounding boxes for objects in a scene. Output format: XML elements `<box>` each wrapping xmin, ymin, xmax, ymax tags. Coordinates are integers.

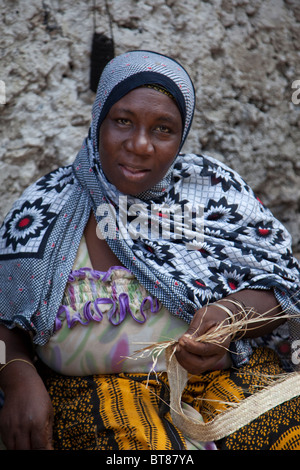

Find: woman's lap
<box><xmin>42</xmin><ymin>347</ymin><xmax>300</xmax><ymax>450</ymax></box>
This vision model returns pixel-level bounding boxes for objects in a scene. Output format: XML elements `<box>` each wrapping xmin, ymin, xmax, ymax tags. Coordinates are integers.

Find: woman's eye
<box><xmin>156</xmin><ymin>125</ymin><xmax>171</xmax><ymax>134</ymax></box>
<box><xmin>116</xmin><ymin>118</ymin><xmax>131</xmax><ymax>126</ymax></box>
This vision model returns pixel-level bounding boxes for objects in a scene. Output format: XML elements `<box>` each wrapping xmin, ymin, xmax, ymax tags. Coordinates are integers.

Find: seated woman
<box><xmin>0</xmin><ymin>50</ymin><xmax>299</xmax><ymax>451</ymax></box>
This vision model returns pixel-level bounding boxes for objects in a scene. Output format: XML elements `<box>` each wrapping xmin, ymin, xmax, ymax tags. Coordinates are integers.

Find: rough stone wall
<box><xmin>1</xmin><ymin>0</ymin><xmax>300</xmax><ymax>254</ymax></box>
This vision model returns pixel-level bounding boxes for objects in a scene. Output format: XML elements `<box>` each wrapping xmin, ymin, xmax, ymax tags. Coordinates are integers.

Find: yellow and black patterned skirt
<box><xmin>42</xmin><ymin>347</ymin><xmax>300</xmax><ymax>450</ymax></box>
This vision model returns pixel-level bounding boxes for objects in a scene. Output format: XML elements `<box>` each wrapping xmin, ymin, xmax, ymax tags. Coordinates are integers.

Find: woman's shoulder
<box><xmin>29</xmin><ymin>165</ymin><xmax>75</xmax><ymax>197</ymax></box>
<box><xmin>2</xmin><ymin>165</ymin><xmax>75</xmax><ymax>218</ymax></box>
<box><xmin>0</xmin><ymin>165</ymin><xmax>76</xmax><ymax>257</ymax></box>
<box><xmin>178</xmin><ymin>152</ymin><xmax>251</xmax><ymax>192</ymax></box>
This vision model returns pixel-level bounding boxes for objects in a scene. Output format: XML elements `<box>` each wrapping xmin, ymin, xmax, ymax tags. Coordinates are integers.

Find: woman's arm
<box><xmin>0</xmin><ymin>325</ymin><xmax>54</xmax><ymax>450</ymax></box>
<box><xmin>175</xmin><ymin>289</ymin><xmax>285</xmax><ymax>374</ymax></box>
<box><xmin>212</xmin><ymin>288</ymin><xmax>284</xmax><ymax>338</ymax></box>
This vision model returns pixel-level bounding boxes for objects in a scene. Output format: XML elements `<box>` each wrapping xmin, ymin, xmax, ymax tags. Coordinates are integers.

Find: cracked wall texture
<box><xmin>1</xmin><ymin>0</ymin><xmax>300</xmax><ymax>253</ymax></box>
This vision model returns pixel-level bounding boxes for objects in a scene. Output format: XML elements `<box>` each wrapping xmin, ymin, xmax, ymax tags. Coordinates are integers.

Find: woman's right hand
<box><xmin>0</xmin><ymin>362</ymin><xmax>54</xmax><ymax>450</ymax></box>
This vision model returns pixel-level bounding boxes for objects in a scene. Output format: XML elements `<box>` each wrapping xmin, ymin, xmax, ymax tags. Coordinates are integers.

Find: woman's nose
<box><xmin>125</xmin><ymin>128</ymin><xmax>154</xmax><ymax>156</ymax></box>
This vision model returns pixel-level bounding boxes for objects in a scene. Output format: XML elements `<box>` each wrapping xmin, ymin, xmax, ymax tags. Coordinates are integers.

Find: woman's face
<box><xmin>98</xmin><ymin>87</ymin><xmax>182</xmax><ymax>195</ymax></box>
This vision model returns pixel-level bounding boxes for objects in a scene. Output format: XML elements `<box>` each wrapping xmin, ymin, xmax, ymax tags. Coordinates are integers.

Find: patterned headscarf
<box><xmin>0</xmin><ymin>50</ymin><xmax>300</xmax><ymax>358</ymax></box>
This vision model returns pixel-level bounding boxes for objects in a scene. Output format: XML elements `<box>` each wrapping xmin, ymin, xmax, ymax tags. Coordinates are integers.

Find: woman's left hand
<box><xmin>175</xmin><ymin>304</ymin><xmax>232</xmax><ymax>375</ymax></box>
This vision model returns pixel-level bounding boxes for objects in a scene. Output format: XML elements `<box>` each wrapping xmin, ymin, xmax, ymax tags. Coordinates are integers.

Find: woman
<box><xmin>0</xmin><ymin>50</ymin><xmax>300</xmax><ymax>451</ymax></box>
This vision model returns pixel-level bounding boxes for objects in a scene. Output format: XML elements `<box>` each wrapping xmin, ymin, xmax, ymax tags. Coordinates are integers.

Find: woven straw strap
<box><xmin>166</xmin><ymin>346</ymin><xmax>300</xmax><ymax>442</ymax></box>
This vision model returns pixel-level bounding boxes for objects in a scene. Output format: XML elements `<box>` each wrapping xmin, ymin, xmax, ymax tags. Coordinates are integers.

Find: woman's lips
<box><xmin>119</xmin><ymin>164</ymin><xmax>150</xmax><ymax>180</ymax></box>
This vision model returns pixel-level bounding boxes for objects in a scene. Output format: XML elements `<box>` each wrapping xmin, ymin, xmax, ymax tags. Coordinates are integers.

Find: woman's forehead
<box><xmin>109</xmin><ymin>87</ymin><xmax>182</xmax><ymax>120</ymax></box>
